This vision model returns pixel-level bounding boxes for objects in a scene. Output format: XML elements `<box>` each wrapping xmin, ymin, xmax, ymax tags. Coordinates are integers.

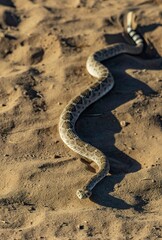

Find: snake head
<box><xmin>76</xmin><ymin>189</ymin><xmax>92</xmax><ymax>199</ymax></box>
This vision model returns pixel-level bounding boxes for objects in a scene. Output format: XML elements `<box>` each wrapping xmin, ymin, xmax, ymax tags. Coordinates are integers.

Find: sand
<box><xmin>0</xmin><ymin>0</ymin><xmax>162</xmax><ymax>239</ymax></box>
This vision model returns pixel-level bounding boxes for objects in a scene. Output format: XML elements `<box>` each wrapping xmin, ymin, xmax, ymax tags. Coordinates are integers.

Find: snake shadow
<box><xmin>76</xmin><ymin>29</ymin><xmax>162</xmax><ymax>210</ymax></box>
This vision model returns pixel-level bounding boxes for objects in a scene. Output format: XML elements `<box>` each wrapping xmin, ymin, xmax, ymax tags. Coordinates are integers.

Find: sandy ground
<box><xmin>0</xmin><ymin>0</ymin><xmax>162</xmax><ymax>239</ymax></box>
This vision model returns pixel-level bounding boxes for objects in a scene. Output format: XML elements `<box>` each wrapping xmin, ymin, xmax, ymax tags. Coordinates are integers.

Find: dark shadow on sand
<box><xmin>76</xmin><ymin>25</ymin><xmax>162</xmax><ymax>211</ymax></box>
<box><xmin>0</xmin><ymin>0</ymin><xmax>15</xmax><ymax>8</ymax></box>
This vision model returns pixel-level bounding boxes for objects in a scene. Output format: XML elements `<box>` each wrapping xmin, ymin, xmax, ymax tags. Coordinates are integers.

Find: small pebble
<box><xmin>115</xmin><ymin>184</ymin><xmax>121</xmax><ymax>188</ymax></box>
<box><xmin>31</xmin><ymin>206</ymin><xmax>36</xmax><ymax>211</ymax></box>
<box><xmin>54</xmin><ymin>154</ymin><xmax>61</xmax><ymax>158</ymax></box>
<box><xmin>128</xmin><ymin>147</ymin><xmax>135</xmax><ymax>150</ymax></box>
<box><xmin>4</xmin><ymin>154</ymin><xmax>9</xmax><ymax>157</ymax></box>
<box><xmin>120</xmin><ymin>121</ymin><xmax>126</xmax><ymax>127</ymax></box>
<box><xmin>60</xmin><ymin>222</ymin><xmax>68</xmax><ymax>227</ymax></box>
<box><xmin>156</xmin><ymin>78</ymin><xmax>162</xmax><ymax>82</ymax></box>
<box><xmin>152</xmin><ymin>179</ymin><xmax>156</xmax><ymax>183</ymax></box>
<box><xmin>78</xmin><ymin>225</ymin><xmax>84</xmax><ymax>230</ymax></box>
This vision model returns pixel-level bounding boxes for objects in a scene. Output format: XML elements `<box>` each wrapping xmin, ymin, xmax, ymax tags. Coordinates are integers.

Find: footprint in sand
<box><xmin>0</xmin><ymin>162</ymin><xmax>46</xmax><ymax>230</ymax></box>
<box><xmin>3</xmin><ymin>10</ymin><xmax>20</xmax><ymax>27</ymax></box>
<box><xmin>0</xmin><ymin>166</ymin><xmax>20</xmax><ymax>196</ymax></box>
<box><xmin>29</xmin><ymin>47</ymin><xmax>44</xmax><ymax>65</ymax></box>
<box><xmin>0</xmin><ymin>83</ymin><xmax>22</xmax><ymax>114</ymax></box>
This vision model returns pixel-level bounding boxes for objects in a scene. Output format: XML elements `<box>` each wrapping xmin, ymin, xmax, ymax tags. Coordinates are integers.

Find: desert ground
<box><xmin>0</xmin><ymin>0</ymin><xmax>162</xmax><ymax>239</ymax></box>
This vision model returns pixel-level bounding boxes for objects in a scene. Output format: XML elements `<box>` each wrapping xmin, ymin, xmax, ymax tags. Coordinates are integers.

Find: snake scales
<box><xmin>59</xmin><ymin>12</ymin><xmax>144</xmax><ymax>199</ymax></box>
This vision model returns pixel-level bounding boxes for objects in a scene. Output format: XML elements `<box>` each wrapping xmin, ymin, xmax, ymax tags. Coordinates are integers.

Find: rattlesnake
<box><xmin>59</xmin><ymin>12</ymin><xmax>144</xmax><ymax>199</ymax></box>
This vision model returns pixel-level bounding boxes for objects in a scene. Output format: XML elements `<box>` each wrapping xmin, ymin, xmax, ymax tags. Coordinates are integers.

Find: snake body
<box><xmin>59</xmin><ymin>12</ymin><xmax>144</xmax><ymax>199</ymax></box>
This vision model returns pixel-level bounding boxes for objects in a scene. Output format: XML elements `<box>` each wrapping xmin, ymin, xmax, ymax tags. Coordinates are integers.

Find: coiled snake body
<box><xmin>59</xmin><ymin>12</ymin><xmax>144</xmax><ymax>199</ymax></box>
